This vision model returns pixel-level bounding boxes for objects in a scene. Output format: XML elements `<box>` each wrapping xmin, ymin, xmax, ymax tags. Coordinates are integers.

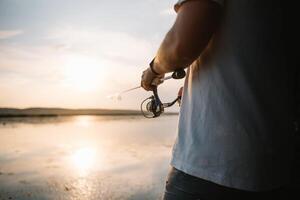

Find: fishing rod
<box><xmin>108</xmin><ymin>69</ymin><xmax>186</xmax><ymax>118</ymax></box>
<box><xmin>119</xmin><ymin>73</ymin><xmax>181</xmax><ymax>95</ymax></box>
<box><xmin>141</xmin><ymin>69</ymin><xmax>185</xmax><ymax>118</ymax></box>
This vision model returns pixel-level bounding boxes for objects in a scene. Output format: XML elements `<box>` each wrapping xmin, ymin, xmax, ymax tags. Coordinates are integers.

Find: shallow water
<box><xmin>0</xmin><ymin>115</ymin><xmax>178</xmax><ymax>200</ymax></box>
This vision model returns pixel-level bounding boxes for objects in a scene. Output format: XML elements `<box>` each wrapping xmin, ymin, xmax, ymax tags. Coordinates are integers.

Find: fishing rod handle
<box><xmin>160</xmin><ymin>69</ymin><xmax>186</xmax><ymax>82</ymax></box>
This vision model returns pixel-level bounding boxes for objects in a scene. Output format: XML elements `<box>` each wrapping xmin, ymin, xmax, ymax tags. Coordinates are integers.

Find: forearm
<box><xmin>152</xmin><ymin>28</ymin><xmax>191</xmax><ymax>74</ymax></box>
<box><xmin>152</xmin><ymin>0</ymin><xmax>222</xmax><ymax>74</ymax></box>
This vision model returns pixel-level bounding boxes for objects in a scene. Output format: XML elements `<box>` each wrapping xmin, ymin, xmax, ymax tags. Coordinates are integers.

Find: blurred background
<box><xmin>0</xmin><ymin>1</ymin><xmax>183</xmax><ymax>199</ymax></box>
<box><xmin>0</xmin><ymin>0</ymin><xmax>183</xmax><ymax>110</ymax></box>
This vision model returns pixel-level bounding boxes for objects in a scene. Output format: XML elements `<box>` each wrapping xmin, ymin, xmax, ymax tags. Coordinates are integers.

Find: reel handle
<box><xmin>152</xmin><ymin>87</ymin><xmax>161</xmax><ymax>105</ymax></box>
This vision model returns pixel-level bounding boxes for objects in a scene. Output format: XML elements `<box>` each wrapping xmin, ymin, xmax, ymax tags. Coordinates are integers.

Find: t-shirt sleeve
<box><xmin>174</xmin><ymin>0</ymin><xmax>224</xmax><ymax>12</ymax></box>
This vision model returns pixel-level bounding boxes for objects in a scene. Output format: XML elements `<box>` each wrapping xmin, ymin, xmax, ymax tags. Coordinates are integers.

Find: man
<box><xmin>141</xmin><ymin>0</ymin><xmax>295</xmax><ymax>199</ymax></box>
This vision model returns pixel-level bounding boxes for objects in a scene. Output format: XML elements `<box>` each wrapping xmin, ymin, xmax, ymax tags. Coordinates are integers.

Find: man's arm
<box><xmin>153</xmin><ymin>0</ymin><xmax>222</xmax><ymax>74</ymax></box>
<box><xmin>141</xmin><ymin>0</ymin><xmax>222</xmax><ymax>91</ymax></box>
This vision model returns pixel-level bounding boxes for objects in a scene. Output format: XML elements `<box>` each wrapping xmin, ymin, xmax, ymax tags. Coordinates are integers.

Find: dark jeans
<box><xmin>162</xmin><ymin>167</ymin><xmax>296</xmax><ymax>200</ymax></box>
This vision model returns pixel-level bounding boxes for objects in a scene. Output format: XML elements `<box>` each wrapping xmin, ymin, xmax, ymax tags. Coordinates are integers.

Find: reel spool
<box><xmin>141</xmin><ymin>95</ymin><xmax>164</xmax><ymax>118</ymax></box>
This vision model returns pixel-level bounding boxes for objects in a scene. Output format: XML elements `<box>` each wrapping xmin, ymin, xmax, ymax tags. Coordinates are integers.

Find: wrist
<box><xmin>149</xmin><ymin>58</ymin><xmax>161</xmax><ymax>75</ymax></box>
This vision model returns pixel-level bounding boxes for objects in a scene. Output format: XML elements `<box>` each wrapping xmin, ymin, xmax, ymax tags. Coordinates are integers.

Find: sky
<box><xmin>0</xmin><ymin>0</ymin><xmax>184</xmax><ymax>110</ymax></box>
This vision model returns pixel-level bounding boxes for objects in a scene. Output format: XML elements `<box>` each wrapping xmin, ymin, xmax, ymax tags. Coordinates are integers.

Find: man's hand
<box><xmin>141</xmin><ymin>67</ymin><xmax>165</xmax><ymax>91</ymax></box>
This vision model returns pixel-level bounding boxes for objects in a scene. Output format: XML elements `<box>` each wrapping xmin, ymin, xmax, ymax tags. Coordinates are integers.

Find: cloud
<box><xmin>46</xmin><ymin>28</ymin><xmax>156</xmax><ymax>65</ymax></box>
<box><xmin>0</xmin><ymin>29</ymin><xmax>151</xmax><ymax>108</ymax></box>
<box><xmin>0</xmin><ymin>30</ymin><xmax>24</xmax><ymax>39</ymax></box>
<box><xmin>0</xmin><ymin>28</ymin><xmax>183</xmax><ymax>109</ymax></box>
<box><xmin>0</xmin><ymin>28</ymin><xmax>157</xmax><ymax>87</ymax></box>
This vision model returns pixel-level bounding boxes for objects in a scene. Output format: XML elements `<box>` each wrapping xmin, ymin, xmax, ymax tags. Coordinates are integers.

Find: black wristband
<box><xmin>149</xmin><ymin>58</ymin><xmax>160</xmax><ymax>75</ymax></box>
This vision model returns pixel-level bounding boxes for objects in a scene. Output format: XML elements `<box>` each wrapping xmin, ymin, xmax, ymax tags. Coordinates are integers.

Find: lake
<box><xmin>0</xmin><ymin>115</ymin><xmax>179</xmax><ymax>200</ymax></box>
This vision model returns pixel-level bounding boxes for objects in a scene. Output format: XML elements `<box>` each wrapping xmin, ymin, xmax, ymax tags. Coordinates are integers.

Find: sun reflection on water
<box><xmin>71</xmin><ymin>147</ymin><xmax>97</xmax><ymax>176</ymax></box>
<box><xmin>75</xmin><ymin>116</ymin><xmax>93</xmax><ymax>127</ymax></box>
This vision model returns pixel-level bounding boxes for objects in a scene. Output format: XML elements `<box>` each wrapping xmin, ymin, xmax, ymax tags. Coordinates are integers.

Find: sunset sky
<box><xmin>0</xmin><ymin>0</ymin><xmax>184</xmax><ymax>110</ymax></box>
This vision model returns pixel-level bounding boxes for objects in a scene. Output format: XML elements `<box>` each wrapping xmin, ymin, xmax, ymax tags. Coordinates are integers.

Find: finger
<box><xmin>151</xmin><ymin>78</ymin><xmax>163</xmax><ymax>86</ymax></box>
<box><xmin>158</xmin><ymin>78</ymin><xmax>164</xmax><ymax>84</ymax></box>
<box><xmin>141</xmin><ymin>81</ymin><xmax>151</xmax><ymax>91</ymax></box>
<box><xmin>144</xmin><ymin>83</ymin><xmax>153</xmax><ymax>91</ymax></box>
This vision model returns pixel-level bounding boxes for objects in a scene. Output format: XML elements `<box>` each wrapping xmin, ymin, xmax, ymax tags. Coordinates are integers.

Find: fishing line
<box><xmin>106</xmin><ymin>73</ymin><xmax>177</xmax><ymax>101</ymax></box>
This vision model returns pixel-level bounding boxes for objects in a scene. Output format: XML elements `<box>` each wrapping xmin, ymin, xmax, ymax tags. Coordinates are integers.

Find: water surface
<box><xmin>0</xmin><ymin>115</ymin><xmax>178</xmax><ymax>200</ymax></box>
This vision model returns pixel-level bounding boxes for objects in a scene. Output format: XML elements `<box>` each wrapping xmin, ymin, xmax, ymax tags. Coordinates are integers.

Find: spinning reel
<box><xmin>141</xmin><ymin>70</ymin><xmax>186</xmax><ymax>118</ymax></box>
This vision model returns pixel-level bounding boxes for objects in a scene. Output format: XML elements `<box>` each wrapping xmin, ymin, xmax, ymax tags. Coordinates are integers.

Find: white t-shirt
<box><xmin>171</xmin><ymin>0</ymin><xmax>295</xmax><ymax>191</ymax></box>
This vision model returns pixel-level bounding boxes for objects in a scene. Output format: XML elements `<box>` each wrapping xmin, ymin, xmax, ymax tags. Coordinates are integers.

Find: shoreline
<box><xmin>0</xmin><ymin>107</ymin><xmax>178</xmax><ymax>117</ymax></box>
<box><xmin>0</xmin><ymin>113</ymin><xmax>179</xmax><ymax>118</ymax></box>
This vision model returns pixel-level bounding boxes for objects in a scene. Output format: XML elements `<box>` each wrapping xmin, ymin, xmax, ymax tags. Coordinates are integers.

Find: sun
<box><xmin>63</xmin><ymin>55</ymin><xmax>102</xmax><ymax>91</ymax></box>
